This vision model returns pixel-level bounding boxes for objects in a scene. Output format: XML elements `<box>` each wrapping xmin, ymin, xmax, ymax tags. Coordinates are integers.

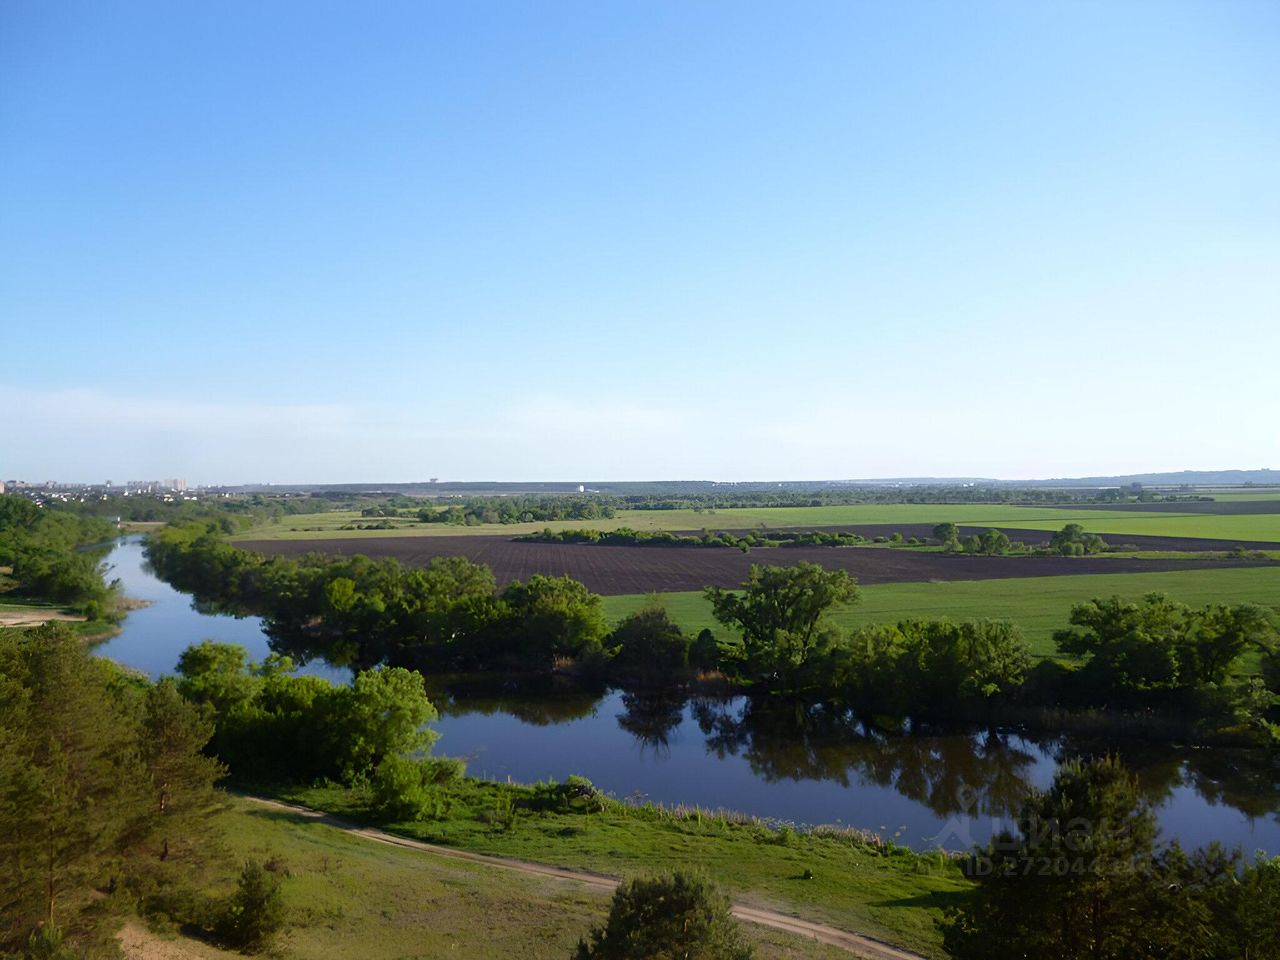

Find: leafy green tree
<box><xmin>216</xmin><ymin>859</ymin><xmax>285</xmax><ymax>951</ymax></box>
<box><xmin>609</xmin><ymin>606</ymin><xmax>689</xmax><ymax>683</ymax></box>
<box><xmin>689</xmin><ymin>628</ymin><xmax>722</xmax><ymax>672</ymax></box>
<box><xmin>1054</xmin><ymin>594</ymin><xmax>1187</xmax><ymax>698</ymax></box>
<box><xmin>977</xmin><ymin>529</ymin><xmax>1011</xmax><ymax>556</ymax></box>
<box><xmin>499</xmin><ymin>575</ymin><xmax>609</xmax><ymax>667</ymax></box>
<box><xmin>176</xmin><ymin>640</ymin><xmax>261</xmax><ymax>715</ymax></box>
<box><xmin>573</xmin><ymin>872</ymin><xmax>752</xmax><ymax>960</ymax></box>
<box><xmin>134</xmin><ymin>679</ymin><xmax>225</xmax><ymax>863</ymax></box>
<box><xmin>0</xmin><ymin>626</ymin><xmax>147</xmax><ymax>943</ymax></box>
<box><xmin>1179</xmin><ymin>603</ymin><xmax>1277</xmax><ymax>687</ymax></box>
<box><xmin>706</xmin><ymin>563</ymin><xmax>858</xmax><ymax>687</ymax></box>
<box><xmin>932</xmin><ymin>522</ymin><xmax>959</xmax><ymax>544</ymax></box>
<box><xmin>1050</xmin><ymin>523</ymin><xmax>1109</xmax><ymax>555</ymax></box>
<box><xmin>331</xmin><ymin>666</ymin><xmax>439</xmax><ymax>780</ymax></box>
<box><xmin>942</xmin><ymin>757</ymin><xmax>1177</xmax><ymax>960</ymax></box>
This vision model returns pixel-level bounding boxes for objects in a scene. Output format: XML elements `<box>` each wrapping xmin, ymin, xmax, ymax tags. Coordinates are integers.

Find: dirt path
<box><xmin>245</xmin><ymin>795</ymin><xmax>926</xmax><ymax>960</ymax></box>
<box><xmin>0</xmin><ymin>609</ymin><xmax>85</xmax><ymax>627</ymax></box>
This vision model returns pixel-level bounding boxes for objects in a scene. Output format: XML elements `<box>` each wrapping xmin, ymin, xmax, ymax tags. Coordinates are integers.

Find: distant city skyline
<box><xmin>3</xmin><ymin>2</ymin><xmax>1277</xmax><ymax>482</ymax></box>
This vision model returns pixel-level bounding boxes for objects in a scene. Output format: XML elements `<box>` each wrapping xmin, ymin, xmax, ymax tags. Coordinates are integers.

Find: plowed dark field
<box><xmin>236</xmin><ymin>534</ymin><xmax>1279</xmax><ymax>596</ymax></box>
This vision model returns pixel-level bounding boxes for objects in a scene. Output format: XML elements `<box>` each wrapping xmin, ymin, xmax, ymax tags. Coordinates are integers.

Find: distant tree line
<box><xmin>359</xmin><ymin>495</ymin><xmax>618</xmax><ymax>526</ymax></box>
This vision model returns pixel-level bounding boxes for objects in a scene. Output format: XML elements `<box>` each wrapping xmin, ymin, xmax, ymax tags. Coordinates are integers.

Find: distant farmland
<box><xmin>234</xmin><ymin>500</ymin><xmax>1280</xmax><ymax>543</ymax></box>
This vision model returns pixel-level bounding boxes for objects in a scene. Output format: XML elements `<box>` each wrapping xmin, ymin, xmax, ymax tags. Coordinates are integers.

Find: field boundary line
<box><xmin>242</xmin><ymin>795</ymin><xmax>927</xmax><ymax>960</ymax></box>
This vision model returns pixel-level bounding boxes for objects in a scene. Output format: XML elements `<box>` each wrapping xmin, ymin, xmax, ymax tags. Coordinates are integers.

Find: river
<box><xmin>95</xmin><ymin>537</ymin><xmax>1280</xmax><ymax>853</ymax></box>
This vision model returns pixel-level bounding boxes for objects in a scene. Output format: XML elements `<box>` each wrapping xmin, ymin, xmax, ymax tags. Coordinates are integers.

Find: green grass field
<box><xmin>269</xmin><ymin>781</ymin><xmax>966</xmax><ymax>958</ymax></box>
<box><xmin>236</xmin><ymin>503</ymin><xmax>1280</xmax><ymax>543</ymax></box>
<box><xmin>602</xmin><ymin>566</ymin><xmax>1280</xmax><ymax>659</ymax></box>
<box><xmin>160</xmin><ymin>797</ymin><xmax>854</xmax><ymax>960</ymax></box>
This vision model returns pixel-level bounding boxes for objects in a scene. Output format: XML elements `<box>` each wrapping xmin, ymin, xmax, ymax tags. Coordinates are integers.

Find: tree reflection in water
<box><xmin>616</xmin><ymin>690</ymin><xmax>686</xmax><ymax>755</ymax></box>
<box><xmin>691</xmin><ymin>697</ymin><xmax>1038</xmax><ymax>819</ymax></box>
<box><xmin>409</xmin><ymin>679</ymin><xmax>1280</xmax><ymax>831</ymax></box>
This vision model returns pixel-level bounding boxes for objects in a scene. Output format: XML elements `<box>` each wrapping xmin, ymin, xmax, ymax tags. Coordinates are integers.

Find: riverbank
<box><xmin>126</xmin><ymin>794</ymin><xmax>859</xmax><ymax>960</ymax></box>
<box><xmin>246</xmin><ymin>775</ymin><xmax>968</xmax><ymax>958</ymax></box>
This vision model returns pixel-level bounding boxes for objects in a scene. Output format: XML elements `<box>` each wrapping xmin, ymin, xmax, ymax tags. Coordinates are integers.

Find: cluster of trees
<box><xmin>517</xmin><ymin>527</ymin><xmax>869</xmax><ymax>550</ymax></box>
<box><xmin>1049</xmin><ymin>522</ymin><xmax>1109</xmax><ymax>555</ymax></box>
<box><xmin>410</xmin><ymin>496</ymin><xmax>616</xmax><ymax>526</ymax></box>
<box><xmin>173</xmin><ymin>641</ymin><xmax>440</xmax><ymax>783</ymax></box>
<box><xmin>0</xmin><ymin>494</ymin><xmax>120</xmax><ymax>617</ymax></box>
<box><xmin>0</xmin><ymin>625</ymin><xmax>227</xmax><ymax>955</ymax></box>
<box><xmin>147</xmin><ymin>522</ymin><xmax>610</xmax><ymax>672</ymax></box>
<box><xmin>1048</xmin><ymin>594</ymin><xmax>1279</xmax><ymax>718</ymax></box>
<box><xmin>932</xmin><ymin>522</ymin><xmax>1109</xmax><ymax>557</ymax></box>
<box><xmin>943</xmin><ymin>756</ymin><xmax>1280</xmax><ymax>960</ymax></box>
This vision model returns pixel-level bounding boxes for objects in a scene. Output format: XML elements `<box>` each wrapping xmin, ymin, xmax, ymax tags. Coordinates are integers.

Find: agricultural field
<box><xmin>236</xmin><ymin>533</ymin><xmax>1279</xmax><ymax>596</ymax></box>
<box><xmin>602</xmin><ymin>565</ymin><xmax>1280</xmax><ymax>659</ymax></box>
<box><xmin>234</xmin><ymin>502</ymin><xmax>1280</xmax><ymax>543</ymax></box>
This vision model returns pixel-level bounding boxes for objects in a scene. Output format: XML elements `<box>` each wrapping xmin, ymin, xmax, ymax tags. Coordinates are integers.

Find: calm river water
<box><xmin>96</xmin><ymin>537</ymin><xmax>1280</xmax><ymax>853</ymax></box>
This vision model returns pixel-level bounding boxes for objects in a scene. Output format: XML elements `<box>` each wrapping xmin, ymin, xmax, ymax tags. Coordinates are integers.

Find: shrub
<box><xmin>573</xmin><ymin>872</ymin><xmax>752</xmax><ymax>960</ymax></box>
<box><xmin>215</xmin><ymin>860</ymin><xmax>285</xmax><ymax>952</ymax></box>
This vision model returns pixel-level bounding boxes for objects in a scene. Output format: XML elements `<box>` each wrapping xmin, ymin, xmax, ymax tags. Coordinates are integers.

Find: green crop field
<box><xmin>236</xmin><ymin>503</ymin><xmax>1280</xmax><ymax>543</ymax></box>
<box><xmin>602</xmin><ymin>566</ymin><xmax>1280</xmax><ymax>659</ymax></box>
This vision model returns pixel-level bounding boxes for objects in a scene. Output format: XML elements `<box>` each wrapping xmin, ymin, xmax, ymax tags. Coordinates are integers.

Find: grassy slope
<box><xmin>234</xmin><ymin>504</ymin><xmax>1280</xmax><ymax>542</ymax></box>
<box><xmin>266</xmin><ymin>782</ymin><xmax>965</xmax><ymax>958</ymax></box>
<box><xmin>603</xmin><ymin>566</ymin><xmax>1280</xmax><ymax>659</ymax></box>
<box><xmin>163</xmin><ymin>798</ymin><xmax>853</xmax><ymax>960</ymax></box>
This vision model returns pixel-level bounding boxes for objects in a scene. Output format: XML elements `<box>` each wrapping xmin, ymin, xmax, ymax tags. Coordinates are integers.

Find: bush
<box><xmin>573</xmin><ymin>872</ymin><xmax>752</xmax><ymax>960</ymax></box>
<box><xmin>370</xmin><ymin>756</ymin><xmax>464</xmax><ymax>821</ymax></box>
<box><xmin>215</xmin><ymin>860</ymin><xmax>285</xmax><ymax>952</ymax></box>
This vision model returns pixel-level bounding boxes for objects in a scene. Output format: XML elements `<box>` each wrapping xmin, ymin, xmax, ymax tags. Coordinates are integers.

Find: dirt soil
<box><xmin>237</xmin><ymin>534</ymin><xmax>1280</xmax><ymax>596</ymax></box>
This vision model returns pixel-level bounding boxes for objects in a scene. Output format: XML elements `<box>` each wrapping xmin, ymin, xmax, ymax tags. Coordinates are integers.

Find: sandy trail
<box><xmin>245</xmin><ymin>795</ymin><xmax>926</xmax><ymax>960</ymax></box>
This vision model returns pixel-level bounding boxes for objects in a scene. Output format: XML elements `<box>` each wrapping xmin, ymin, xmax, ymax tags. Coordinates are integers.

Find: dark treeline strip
<box><xmin>515</xmin><ymin>526</ymin><xmax>869</xmax><ymax>550</ymax></box>
<box><xmin>365</xmin><ymin>495</ymin><xmax>617</xmax><ymax>525</ymax></box>
<box><xmin>0</xmin><ymin>494</ymin><xmax>121</xmax><ymax>618</ymax></box>
<box><xmin>55</xmin><ymin>491</ymin><xmax>360</xmax><ymax>524</ymax></box>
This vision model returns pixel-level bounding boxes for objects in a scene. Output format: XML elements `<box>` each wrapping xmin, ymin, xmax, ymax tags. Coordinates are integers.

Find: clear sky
<box><xmin>3</xmin><ymin>1</ymin><xmax>1277</xmax><ymax>484</ymax></box>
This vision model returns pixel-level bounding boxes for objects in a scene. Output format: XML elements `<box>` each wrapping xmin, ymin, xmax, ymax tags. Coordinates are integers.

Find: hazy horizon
<box><xmin>4</xmin><ymin>2</ymin><xmax>1277</xmax><ymax>482</ymax></box>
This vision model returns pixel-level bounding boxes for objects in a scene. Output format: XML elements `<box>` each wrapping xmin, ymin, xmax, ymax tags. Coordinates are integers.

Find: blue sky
<box><xmin>3</xmin><ymin>1</ymin><xmax>1277</xmax><ymax>483</ymax></box>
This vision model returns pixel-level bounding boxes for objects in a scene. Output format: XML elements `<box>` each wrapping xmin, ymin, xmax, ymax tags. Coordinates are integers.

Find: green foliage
<box><xmin>149</xmin><ymin>524</ymin><xmax>616</xmax><ymax>672</ymax></box>
<box><xmin>176</xmin><ymin>641</ymin><xmax>439</xmax><ymax>784</ymax></box>
<box><xmin>1054</xmin><ymin>594</ymin><xmax>1278</xmax><ymax>712</ymax></box>
<box><xmin>0</xmin><ymin>494</ymin><xmax>119</xmax><ymax>614</ymax></box>
<box><xmin>499</xmin><ymin>575</ymin><xmax>610</xmax><ymax>667</ymax></box>
<box><xmin>608</xmin><ymin>606</ymin><xmax>690</xmax><ymax>683</ymax></box>
<box><xmin>0</xmin><ymin>625</ymin><xmax>221</xmax><ymax>953</ymax></box>
<box><xmin>215</xmin><ymin>859</ymin><xmax>286</xmax><ymax>952</ymax></box>
<box><xmin>838</xmin><ymin>619</ymin><xmax>1031</xmax><ymax>714</ymax></box>
<box><xmin>942</xmin><ymin>756</ymin><xmax>1280</xmax><ymax>960</ymax></box>
<box><xmin>706</xmin><ymin>563</ymin><xmax>859</xmax><ymax>688</ymax></box>
<box><xmin>370</xmin><ymin>755</ymin><xmax>464</xmax><ymax>821</ymax></box>
<box><xmin>1050</xmin><ymin>522</ymin><xmax>1109</xmax><ymax>555</ymax></box>
<box><xmin>572</xmin><ymin>872</ymin><xmax>753</xmax><ymax>960</ymax></box>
